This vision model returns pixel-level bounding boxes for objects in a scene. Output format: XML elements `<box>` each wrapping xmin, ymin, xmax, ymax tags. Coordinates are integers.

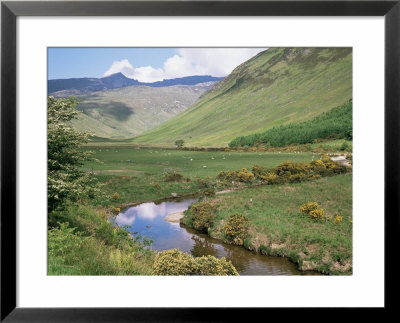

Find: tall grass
<box><xmin>48</xmin><ymin>204</ymin><xmax>155</xmax><ymax>275</ymax></box>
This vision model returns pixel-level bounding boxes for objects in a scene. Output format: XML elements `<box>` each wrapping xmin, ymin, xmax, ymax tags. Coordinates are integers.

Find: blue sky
<box><xmin>48</xmin><ymin>47</ymin><xmax>267</xmax><ymax>82</ymax></box>
<box><xmin>48</xmin><ymin>48</ymin><xmax>177</xmax><ymax>80</ymax></box>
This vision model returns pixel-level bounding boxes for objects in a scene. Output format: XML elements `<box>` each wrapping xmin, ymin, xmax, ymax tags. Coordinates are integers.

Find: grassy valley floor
<box><xmin>81</xmin><ymin>147</ymin><xmax>318</xmax><ymax>205</ymax></box>
<box><xmin>64</xmin><ymin>146</ymin><xmax>353</xmax><ymax>275</ymax></box>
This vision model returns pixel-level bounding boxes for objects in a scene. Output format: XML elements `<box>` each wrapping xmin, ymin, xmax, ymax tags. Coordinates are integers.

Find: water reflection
<box><xmin>190</xmin><ymin>235</ymin><xmax>219</xmax><ymax>258</ymax></box>
<box><xmin>115</xmin><ymin>199</ymin><xmax>317</xmax><ymax>275</ymax></box>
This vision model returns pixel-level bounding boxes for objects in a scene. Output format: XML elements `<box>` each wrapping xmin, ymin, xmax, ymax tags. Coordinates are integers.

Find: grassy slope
<box><xmin>71</xmin><ymin>84</ymin><xmax>211</xmax><ymax>138</ymax></box>
<box><xmin>134</xmin><ymin>48</ymin><xmax>352</xmax><ymax>147</ymax></box>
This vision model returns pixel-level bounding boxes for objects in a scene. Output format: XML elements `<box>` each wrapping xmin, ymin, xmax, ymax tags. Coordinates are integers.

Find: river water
<box><xmin>115</xmin><ymin>198</ymin><xmax>317</xmax><ymax>275</ymax></box>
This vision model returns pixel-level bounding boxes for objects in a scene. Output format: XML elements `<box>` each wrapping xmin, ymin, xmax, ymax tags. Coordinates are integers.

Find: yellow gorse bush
<box><xmin>300</xmin><ymin>202</ymin><xmax>325</xmax><ymax>221</ymax></box>
<box><xmin>153</xmin><ymin>249</ymin><xmax>238</xmax><ymax>275</ymax></box>
<box><xmin>248</xmin><ymin>154</ymin><xmax>348</xmax><ymax>185</ymax></box>
<box><xmin>194</xmin><ymin>255</ymin><xmax>239</xmax><ymax>276</ymax></box>
<box><xmin>223</xmin><ymin>213</ymin><xmax>250</xmax><ymax>245</ymax></box>
<box><xmin>188</xmin><ymin>201</ymin><xmax>219</xmax><ymax>232</ymax></box>
<box><xmin>300</xmin><ymin>202</ymin><xmax>320</xmax><ymax>214</ymax></box>
<box><xmin>237</xmin><ymin>168</ymin><xmax>255</xmax><ymax>182</ymax></box>
<box><xmin>153</xmin><ymin>249</ymin><xmax>195</xmax><ymax>275</ymax></box>
<box><xmin>217</xmin><ymin>168</ymin><xmax>255</xmax><ymax>183</ymax></box>
<box><xmin>309</xmin><ymin>208</ymin><xmax>325</xmax><ymax>220</ymax></box>
<box><xmin>334</xmin><ymin>215</ymin><xmax>343</xmax><ymax>224</ymax></box>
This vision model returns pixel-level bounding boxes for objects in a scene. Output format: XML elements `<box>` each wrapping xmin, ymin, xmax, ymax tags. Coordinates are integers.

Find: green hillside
<box><xmin>133</xmin><ymin>48</ymin><xmax>352</xmax><ymax>147</ymax></box>
<box><xmin>230</xmin><ymin>100</ymin><xmax>352</xmax><ymax>148</ymax></box>
<box><xmin>70</xmin><ymin>83</ymin><xmax>213</xmax><ymax>138</ymax></box>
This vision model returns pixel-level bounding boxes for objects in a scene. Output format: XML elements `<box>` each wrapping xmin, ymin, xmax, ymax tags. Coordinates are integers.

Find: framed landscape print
<box><xmin>1</xmin><ymin>0</ymin><xmax>399</xmax><ymax>320</ymax></box>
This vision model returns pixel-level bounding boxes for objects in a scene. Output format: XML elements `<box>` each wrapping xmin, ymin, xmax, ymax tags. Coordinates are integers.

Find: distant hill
<box><xmin>48</xmin><ymin>73</ymin><xmax>223</xmax><ymax>96</ymax></box>
<box><xmin>70</xmin><ymin>83</ymin><xmax>215</xmax><ymax>138</ymax></box>
<box><xmin>133</xmin><ymin>48</ymin><xmax>352</xmax><ymax>147</ymax></box>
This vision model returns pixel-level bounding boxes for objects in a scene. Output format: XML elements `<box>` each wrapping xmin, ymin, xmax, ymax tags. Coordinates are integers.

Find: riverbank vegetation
<box><xmin>48</xmin><ymin>204</ymin><xmax>155</xmax><ymax>275</ymax></box>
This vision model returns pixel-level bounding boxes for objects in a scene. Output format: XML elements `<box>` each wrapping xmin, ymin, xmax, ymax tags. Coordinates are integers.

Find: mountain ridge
<box><xmin>48</xmin><ymin>73</ymin><xmax>224</xmax><ymax>96</ymax></box>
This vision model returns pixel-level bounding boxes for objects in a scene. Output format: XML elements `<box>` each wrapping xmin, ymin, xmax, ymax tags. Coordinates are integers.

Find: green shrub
<box><xmin>197</xmin><ymin>178</ymin><xmax>210</xmax><ymax>189</ymax></box>
<box><xmin>164</xmin><ymin>172</ymin><xmax>186</xmax><ymax>182</ymax></box>
<box><xmin>95</xmin><ymin>221</ymin><xmax>117</xmax><ymax>245</ymax></box>
<box><xmin>203</xmin><ymin>188</ymin><xmax>216</xmax><ymax>197</ymax></box>
<box><xmin>111</xmin><ymin>192</ymin><xmax>120</xmax><ymax>201</ymax></box>
<box><xmin>223</xmin><ymin>213</ymin><xmax>250</xmax><ymax>245</ymax></box>
<box><xmin>340</xmin><ymin>141</ymin><xmax>350</xmax><ymax>151</ymax></box>
<box><xmin>47</xmin><ymin>97</ymin><xmax>99</xmax><ymax>212</ymax></box>
<box><xmin>175</xmin><ymin>139</ymin><xmax>184</xmax><ymax>147</ymax></box>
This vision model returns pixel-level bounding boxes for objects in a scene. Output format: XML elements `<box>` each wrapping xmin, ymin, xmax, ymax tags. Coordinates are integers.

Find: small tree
<box><xmin>175</xmin><ymin>139</ymin><xmax>184</xmax><ymax>148</ymax></box>
<box><xmin>48</xmin><ymin>96</ymin><xmax>98</xmax><ymax>212</ymax></box>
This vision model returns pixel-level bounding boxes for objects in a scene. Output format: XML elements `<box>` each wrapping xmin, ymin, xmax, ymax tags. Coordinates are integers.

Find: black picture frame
<box><xmin>1</xmin><ymin>0</ymin><xmax>399</xmax><ymax>321</ymax></box>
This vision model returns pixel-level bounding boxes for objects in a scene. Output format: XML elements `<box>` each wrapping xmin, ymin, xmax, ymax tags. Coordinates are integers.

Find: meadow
<box><xmin>82</xmin><ymin>147</ymin><xmax>317</xmax><ymax>205</ymax></box>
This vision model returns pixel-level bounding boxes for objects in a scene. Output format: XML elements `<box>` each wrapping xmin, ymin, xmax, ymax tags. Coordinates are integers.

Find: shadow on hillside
<box><xmin>77</xmin><ymin>101</ymin><xmax>134</xmax><ymax>121</ymax></box>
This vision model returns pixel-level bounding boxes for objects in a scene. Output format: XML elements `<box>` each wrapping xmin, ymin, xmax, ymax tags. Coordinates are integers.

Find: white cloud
<box><xmin>103</xmin><ymin>59</ymin><xmax>136</xmax><ymax>78</ymax></box>
<box><xmin>103</xmin><ymin>48</ymin><xmax>268</xmax><ymax>82</ymax></box>
<box><xmin>132</xmin><ymin>66</ymin><xmax>164</xmax><ymax>82</ymax></box>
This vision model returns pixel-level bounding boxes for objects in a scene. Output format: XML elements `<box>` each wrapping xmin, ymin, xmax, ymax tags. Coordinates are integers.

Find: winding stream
<box><xmin>115</xmin><ymin>198</ymin><xmax>318</xmax><ymax>275</ymax></box>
